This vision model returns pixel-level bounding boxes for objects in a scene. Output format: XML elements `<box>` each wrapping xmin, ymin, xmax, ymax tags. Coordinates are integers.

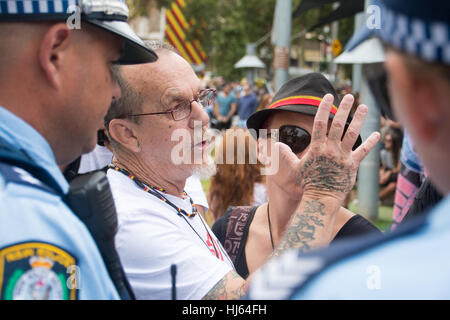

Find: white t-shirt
<box><xmin>253</xmin><ymin>182</ymin><xmax>268</xmax><ymax>206</ymax></box>
<box><xmin>185</xmin><ymin>174</ymin><xmax>209</xmax><ymax>211</ymax></box>
<box><xmin>107</xmin><ymin>169</ymin><xmax>233</xmax><ymax>300</ymax></box>
<box><xmin>78</xmin><ymin>145</ymin><xmax>113</xmax><ymax>173</ymax></box>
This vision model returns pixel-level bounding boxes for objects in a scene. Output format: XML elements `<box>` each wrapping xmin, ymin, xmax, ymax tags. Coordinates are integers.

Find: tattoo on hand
<box><xmin>299</xmin><ymin>156</ymin><xmax>353</xmax><ymax>194</ymax></box>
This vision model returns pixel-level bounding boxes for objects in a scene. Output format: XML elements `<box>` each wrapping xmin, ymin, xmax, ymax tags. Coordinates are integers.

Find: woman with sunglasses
<box><xmin>212</xmin><ymin>73</ymin><xmax>381</xmax><ymax>279</ymax></box>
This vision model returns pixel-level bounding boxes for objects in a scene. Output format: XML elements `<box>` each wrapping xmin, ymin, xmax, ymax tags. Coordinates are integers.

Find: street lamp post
<box><xmin>234</xmin><ymin>42</ymin><xmax>265</xmax><ymax>86</ymax></box>
<box><xmin>272</xmin><ymin>0</ymin><xmax>292</xmax><ymax>91</ymax></box>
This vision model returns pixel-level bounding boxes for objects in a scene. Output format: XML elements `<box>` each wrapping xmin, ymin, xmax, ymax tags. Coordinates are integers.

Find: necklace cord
<box><xmin>108</xmin><ymin>164</ymin><xmax>234</xmax><ymax>265</ymax></box>
<box><xmin>108</xmin><ymin>164</ymin><xmax>198</xmax><ymax>217</ymax></box>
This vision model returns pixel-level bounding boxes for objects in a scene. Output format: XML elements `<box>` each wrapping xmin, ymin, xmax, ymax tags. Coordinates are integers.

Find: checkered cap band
<box><xmin>0</xmin><ymin>0</ymin><xmax>75</xmax><ymax>14</ymax></box>
<box><xmin>380</xmin><ymin>3</ymin><xmax>450</xmax><ymax>65</ymax></box>
<box><xmin>0</xmin><ymin>0</ymin><xmax>127</xmax><ymax>18</ymax></box>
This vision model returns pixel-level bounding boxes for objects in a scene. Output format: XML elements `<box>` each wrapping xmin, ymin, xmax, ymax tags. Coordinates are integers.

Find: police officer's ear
<box><xmin>38</xmin><ymin>23</ymin><xmax>71</xmax><ymax>89</ymax></box>
<box><xmin>107</xmin><ymin>118</ymin><xmax>141</xmax><ymax>153</ymax></box>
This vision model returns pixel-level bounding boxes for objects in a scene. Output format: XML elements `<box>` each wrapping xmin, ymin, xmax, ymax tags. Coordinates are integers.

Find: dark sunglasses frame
<box><xmin>267</xmin><ymin>125</ymin><xmax>312</xmax><ymax>154</ymax></box>
<box><xmin>278</xmin><ymin>125</ymin><xmax>311</xmax><ymax>154</ymax></box>
<box><xmin>267</xmin><ymin>122</ymin><xmax>361</xmax><ymax>154</ymax></box>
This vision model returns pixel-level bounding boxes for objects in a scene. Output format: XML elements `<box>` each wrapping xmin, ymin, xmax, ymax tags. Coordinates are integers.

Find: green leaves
<box><xmin>182</xmin><ymin>0</ymin><xmax>276</xmax><ymax>80</ymax></box>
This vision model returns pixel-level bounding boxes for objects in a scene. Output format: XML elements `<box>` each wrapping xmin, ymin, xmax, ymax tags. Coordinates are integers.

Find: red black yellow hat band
<box><xmin>268</xmin><ymin>95</ymin><xmax>339</xmax><ymax>115</ymax></box>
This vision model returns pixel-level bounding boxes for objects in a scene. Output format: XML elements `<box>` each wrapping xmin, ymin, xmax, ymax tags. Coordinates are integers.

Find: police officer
<box><xmin>246</xmin><ymin>0</ymin><xmax>450</xmax><ymax>299</ymax></box>
<box><xmin>0</xmin><ymin>0</ymin><xmax>157</xmax><ymax>299</ymax></box>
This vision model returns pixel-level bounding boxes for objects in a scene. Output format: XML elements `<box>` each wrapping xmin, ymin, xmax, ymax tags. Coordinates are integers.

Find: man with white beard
<box><xmin>103</xmin><ymin>40</ymin><xmax>379</xmax><ymax>299</ymax></box>
<box><xmin>104</xmin><ymin>43</ymin><xmax>232</xmax><ymax>299</ymax></box>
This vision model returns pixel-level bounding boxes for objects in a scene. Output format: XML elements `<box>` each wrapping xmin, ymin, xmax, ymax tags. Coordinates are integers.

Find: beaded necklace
<box><xmin>108</xmin><ymin>164</ymin><xmax>198</xmax><ymax>218</ymax></box>
<box><xmin>109</xmin><ymin>164</ymin><xmax>234</xmax><ymax>266</ymax></box>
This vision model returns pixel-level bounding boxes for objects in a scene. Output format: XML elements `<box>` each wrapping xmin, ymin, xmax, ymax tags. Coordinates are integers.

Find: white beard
<box><xmin>192</xmin><ymin>153</ymin><xmax>217</xmax><ymax>180</ymax></box>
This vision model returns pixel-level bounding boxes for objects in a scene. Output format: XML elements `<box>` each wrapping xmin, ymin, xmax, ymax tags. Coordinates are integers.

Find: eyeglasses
<box><xmin>268</xmin><ymin>125</ymin><xmax>312</xmax><ymax>154</ymax></box>
<box><xmin>278</xmin><ymin>125</ymin><xmax>312</xmax><ymax>154</ymax></box>
<box><xmin>126</xmin><ymin>88</ymin><xmax>216</xmax><ymax>121</ymax></box>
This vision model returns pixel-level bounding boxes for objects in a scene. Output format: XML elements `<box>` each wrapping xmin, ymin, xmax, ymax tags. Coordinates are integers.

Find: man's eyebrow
<box><xmin>160</xmin><ymin>87</ymin><xmax>201</xmax><ymax>108</ymax></box>
<box><xmin>163</xmin><ymin>94</ymin><xmax>186</xmax><ymax>108</ymax></box>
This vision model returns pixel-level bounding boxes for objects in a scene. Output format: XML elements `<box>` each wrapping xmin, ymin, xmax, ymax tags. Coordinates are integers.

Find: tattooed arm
<box><xmin>202</xmin><ymin>270</ymin><xmax>247</xmax><ymax>300</ymax></box>
<box><xmin>271</xmin><ymin>197</ymin><xmax>341</xmax><ymax>258</ymax></box>
<box><xmin>202</xmin><ymin>196</ymin><xmax>342</xmax><ymax>299</ymax></box>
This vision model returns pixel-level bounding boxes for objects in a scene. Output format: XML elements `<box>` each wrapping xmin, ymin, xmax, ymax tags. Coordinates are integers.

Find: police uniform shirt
<box><xmin>247</xmin><ymin>194</ymin><xmax>450</xmax><ymax>300</ymax></box>
<box><xmin>291</xmin><ymin>195</ymin><xmax>450</xmax><ymax>299</ymax></box>
<box><xmin>0</xmin><ymin>106</ymin><xmax>120</xmax><ymax>300</ymax></box>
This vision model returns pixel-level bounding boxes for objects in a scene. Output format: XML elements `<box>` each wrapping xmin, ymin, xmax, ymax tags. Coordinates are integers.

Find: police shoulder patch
<box><xmin>0</xmin><ymin>242</ymin><xmax>79</xmax><ymax>300</ymax></box>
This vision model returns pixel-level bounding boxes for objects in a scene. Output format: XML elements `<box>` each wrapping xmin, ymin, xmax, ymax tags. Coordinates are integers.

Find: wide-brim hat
<box><xmin>0</xmin><ymin>0</ymin><xmax>157</xmax><ymax>65</ymax></box>
<box><xmin>247</xmin><ymin>72</ymin><xmax>362</xmax><ymax>149</ymax></box>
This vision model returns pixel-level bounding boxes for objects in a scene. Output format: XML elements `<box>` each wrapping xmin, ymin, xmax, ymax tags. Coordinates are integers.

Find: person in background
<box><xmin>208</xmin><ymin>128</ymin><xmax>266</xmax><ymax>220</ymax></box>
<box><xmin>379</xmin><ymin>129</ymin><xmax>401</xmax><ymax>203</ymax></box>
<box><xmin>237</xmin><ymin>84</ymin><xmax>259</xmax><ymax>128</ymax></box>
<box><xmin>402</xmin><ymin>177</ymin><xmax>443</xmax><ymax>223</ymax></box>
<box><xmin>256</xmin><ymin>93</ymin><xmax>273</xmax><ymax>112</ymax></box>
<box><xmin>391</xmin><ymin>130</ymin><xmax>425</xmax><ymax>229</ymax></box>
<box><xmin>231</xmin><ymin>80</ymin><xmax>243</xmax><ymax>100</ymax></box>
<box><xmin>380</xmin><ymin>115</ymin><xmax>403</xmax><ymax>141</ymax></box>
<box><xmin>213</xmin><ymin>83</ymin><xmax>237</xmax><ymax>131</ymax></box>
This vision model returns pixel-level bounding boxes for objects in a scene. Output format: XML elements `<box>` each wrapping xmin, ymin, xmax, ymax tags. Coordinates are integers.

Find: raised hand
<box><xmin>280</xmin><ymin>93</ymin><xmax>380</xmax><ymax>203</ymax></box>
<box><xmin>269</xmin><ymin>94</ymin><xmax>380</xmax><ymax>257</ymax></box>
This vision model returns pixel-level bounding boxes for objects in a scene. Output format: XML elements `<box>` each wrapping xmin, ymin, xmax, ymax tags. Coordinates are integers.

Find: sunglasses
<box><xmin>268</xmin><ymin>125</ymin><xmax>312</xmax><ymax>154</ymax></box>
<box><xmin>268</xmin><ymin>123</ymin><xmax>361</xmax><ymax>154</ymax></box>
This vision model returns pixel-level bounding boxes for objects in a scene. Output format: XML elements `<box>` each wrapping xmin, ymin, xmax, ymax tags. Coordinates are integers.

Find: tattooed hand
<box><xmin>268</xmin><ymin>94</ymin><xmax>380</xmax><ymax>258</ymax></box>
<box><xmin>279</xmin><ymin>93</ymin><xmax>380</xmax><ymax>203</ymax></box>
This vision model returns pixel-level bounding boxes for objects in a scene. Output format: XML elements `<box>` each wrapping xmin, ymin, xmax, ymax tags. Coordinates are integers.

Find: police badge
<box><xmin>0</xmin><ymin>242</ymin><xmax>79</xmax><ymax>300</ymax></box>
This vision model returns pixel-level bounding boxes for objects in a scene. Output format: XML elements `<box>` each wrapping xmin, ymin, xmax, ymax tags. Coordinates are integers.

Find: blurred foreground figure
<box><xmin>247</xmin><ymin>0</ymin><xmax>450</xmax><ymax>299</ymax></box>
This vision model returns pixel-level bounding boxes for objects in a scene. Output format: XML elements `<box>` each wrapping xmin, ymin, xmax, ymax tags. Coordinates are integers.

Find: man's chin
<box><xmin>192</xmin><ymin>157</ymin><xmax>217</xmax><ymax>180</ymax></box>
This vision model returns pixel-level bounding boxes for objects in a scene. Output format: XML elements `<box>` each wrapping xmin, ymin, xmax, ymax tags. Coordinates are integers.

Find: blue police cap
<box><xmin>346</xmin><ymin>0</ymin><xmax>450</xmax><ymax>65</ymax></box>
<box><xmin>0</xmin><ymin>0</ymin><xmax>157</xmax><ymax>65</ymax></box>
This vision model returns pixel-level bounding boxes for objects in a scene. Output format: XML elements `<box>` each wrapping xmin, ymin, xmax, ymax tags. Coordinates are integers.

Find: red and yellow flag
<box><xmin>165</xmin><ymin>0</ymin><xmax>207</xmax><ymax>66</ymax></box>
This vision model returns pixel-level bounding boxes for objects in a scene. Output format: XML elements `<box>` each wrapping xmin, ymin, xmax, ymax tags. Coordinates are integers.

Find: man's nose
<box><xmin>189</xmin><ymin>100</ymin><xmax>210</xmax><ymax>128</ymax></box>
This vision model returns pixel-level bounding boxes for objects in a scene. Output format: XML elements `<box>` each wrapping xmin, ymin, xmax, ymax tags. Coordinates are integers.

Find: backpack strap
<box><xmin>0</xmin><ymin>138</ymin><xmax>63</xmax><ymax>196</ymax></box>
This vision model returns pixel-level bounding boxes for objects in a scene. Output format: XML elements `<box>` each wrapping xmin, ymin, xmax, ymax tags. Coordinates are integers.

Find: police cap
<box><xmin>0</xmin><ymin>0</ymin><xmax>158</xmax><ymax>65</ymax></box>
